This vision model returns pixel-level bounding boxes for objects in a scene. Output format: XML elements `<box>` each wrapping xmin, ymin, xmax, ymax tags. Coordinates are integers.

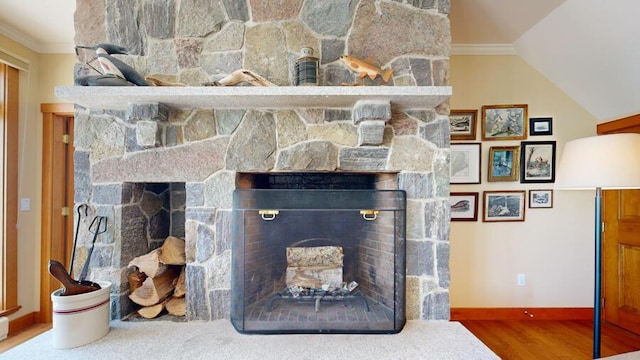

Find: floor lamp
<box><xmin>555</xmin><ymin>133</ymin><xmax>640</xmax><ymax>359</ymax></box>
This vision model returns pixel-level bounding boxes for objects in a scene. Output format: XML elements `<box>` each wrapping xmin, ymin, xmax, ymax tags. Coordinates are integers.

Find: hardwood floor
<box><xmin>462</xmin><ymin>320</ymin><xmax>640</xmax><ymax>359</ymax></box>
<box><xmin>0</xmin><ymin>323</ymin><xmax>51</xmax><ymax>354</ymax></box>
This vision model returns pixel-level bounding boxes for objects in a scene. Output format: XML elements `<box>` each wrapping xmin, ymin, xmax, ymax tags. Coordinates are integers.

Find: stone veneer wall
<box><xmin>73</xmin><ymin>0</ymin><xmax>452</xmax><ymax>321</ymax></box>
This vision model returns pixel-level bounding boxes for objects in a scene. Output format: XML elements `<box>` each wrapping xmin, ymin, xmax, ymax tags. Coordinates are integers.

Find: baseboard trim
<box><xmin>451</xmin><ymin>307</ymin><xmax>593</xmax><ymax>321</ymax></box>
<box><xmin>8</xmin><ymin>312</ymin><xmax>38</xmax><ymax>335</ymax></box>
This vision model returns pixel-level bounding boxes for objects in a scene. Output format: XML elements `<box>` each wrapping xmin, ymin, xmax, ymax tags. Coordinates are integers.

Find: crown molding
<box><xmin>0</xmin><ymin>22</ymin><xmax>41</xmax><ymax>52</ymax></box>
<box><xmin>451</xmin><ymin>43</ymin><xmax>518</xmax><ymax>56</ymax></box>
<box><xmin>39</xmin><ymin>42</ymin><xmax>76</xmax><ymax>54</ymax></box>
<box><xmin>0</xmin><ymin>22</ymin><xmax>74</xmax><ymax>54</ymax></box>
<box><xmin>0</xmin><ymin>48</ymin><xmax>30</xmax><ymax>71</ymax></box>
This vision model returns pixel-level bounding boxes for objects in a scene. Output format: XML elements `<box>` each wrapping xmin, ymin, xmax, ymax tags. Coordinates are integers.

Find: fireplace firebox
<box><xmin>231</xmin><ymin>185</ymin><xmax>406</xmax><ymax>334</ymax></box>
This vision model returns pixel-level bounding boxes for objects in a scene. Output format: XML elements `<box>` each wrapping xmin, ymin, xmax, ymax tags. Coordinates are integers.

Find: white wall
<box><xmin>449</xmin><ymin>55</ymin><xmax>598</xmax><ymax>308</ymax></box>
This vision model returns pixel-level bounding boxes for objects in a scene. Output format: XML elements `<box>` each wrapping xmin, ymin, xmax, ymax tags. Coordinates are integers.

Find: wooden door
<box><xmin>39</xmin><ymin>104</ymin><xmax>74</xmax><ymax>323</ymax></box>
<box><xmin>603</xmin><ymin>190</ymin><xmax>640</xmax><ymax>334</ymax></box>
<box><xmin>599</xmin><ymin>114</ymin><xmax>640</xmax><ymax>334</ymax></box>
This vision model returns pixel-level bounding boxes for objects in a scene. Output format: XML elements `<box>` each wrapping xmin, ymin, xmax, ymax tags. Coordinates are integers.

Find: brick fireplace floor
<box><xmin>243</xmin><ymin>293</ymin><xmax>395</xmax><ymax>332</ymax></box>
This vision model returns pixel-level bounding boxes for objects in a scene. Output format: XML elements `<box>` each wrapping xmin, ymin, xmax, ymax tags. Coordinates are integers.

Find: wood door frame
<box><xmin>0</xmin><ymin>64</ymin><xmax>19</xmax><ymax>316</ymax></box>
<box><xmin>39</xmin><ymin>103</ymin><xmax>74</xmax><ymax>323</ymax></box>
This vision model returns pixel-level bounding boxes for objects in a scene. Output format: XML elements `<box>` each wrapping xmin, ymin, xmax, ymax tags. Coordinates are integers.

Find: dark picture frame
<box><xmin>449</xmin><ymin>110</ymin><xmax>478</xmax><ymax>140</ymax></box>
<box><xmin>529</xmin><ymin>189</ymin><xmax>553</xmax><ymax>209</ymax></box>
<box><xmin>483</xmin><ymin>190</ymin><xmax>526</xmax><ymax>222</ymax></box>
<box><xmin>481</xmin><ymin>104</ymin><xmax>528</xmax><ymax>141</ymax></box>
<box><xmin>450</xmin><ymin>192</ymin><xmax>479</xmax><ymax>221</ymax></box>
<box><xmin>520</xmin><ymin>141</ymin><xmax>556</xmax><ymax>183</ymax></box>
<box><xmin>488</xmin><ymin>145</ymin><xmax>520</xmax><ymax>182</ymax></box>
<box><xmin>450</xmin><ymin>143</ymin><xmax>482</xmax><ymax>184</ymax></box>
<box><xmin>529</xmin><ymin>117</ymin><xmax>553</xmax><ymax>136</ymax></box>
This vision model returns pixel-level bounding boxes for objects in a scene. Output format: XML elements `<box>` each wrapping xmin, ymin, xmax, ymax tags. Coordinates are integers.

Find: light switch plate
<box><xmin>20</xmin><ymin>198</ymin><xmax>31</xmax><ymax>211</ymax></box>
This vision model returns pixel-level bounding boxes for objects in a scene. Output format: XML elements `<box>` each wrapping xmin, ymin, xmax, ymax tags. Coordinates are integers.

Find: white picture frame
<box><xmin>450</xmin><ymin>143</ymin><xmax>481</xmax><ymax>184</ymax></box>
<box><xmin>529</xmin><ymin>189</ymin><xmax>553</xmax><ymax>208</ymax></box>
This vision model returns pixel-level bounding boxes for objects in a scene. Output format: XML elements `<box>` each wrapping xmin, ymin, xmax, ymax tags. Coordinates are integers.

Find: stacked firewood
<box><xmin>127</xmin><ymin>236</ymin><xmax>186</xmax><ymax>319</ymax></box>
<box><xmin>285</xmin><ymin>246</ymin><xmax>344</xmax><ymax>289</ymax></box>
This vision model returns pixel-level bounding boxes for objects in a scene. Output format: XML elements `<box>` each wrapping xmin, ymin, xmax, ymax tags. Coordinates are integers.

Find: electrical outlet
<box><xmin>517</xmin><ymin>273</ymin><xmax>526</xmax><ymax>286</ymax></box>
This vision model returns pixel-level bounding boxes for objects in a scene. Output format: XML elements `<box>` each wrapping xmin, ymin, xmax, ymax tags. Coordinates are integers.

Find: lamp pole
<box><xmin>593</xmin><ymin>187</ymin><xmax>603</xmax><ymax>359</ymax></box>
<box><xmin>555</xmin><ymin>133</ymin><xmax>640</xmax><ymax>359</ymax></box>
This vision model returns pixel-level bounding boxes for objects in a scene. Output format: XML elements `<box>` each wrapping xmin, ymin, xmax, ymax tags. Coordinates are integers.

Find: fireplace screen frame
<box><xmin>231</xmin><ymin>189</ymin><xmax>406</xmax><ymax>334</ymax></box>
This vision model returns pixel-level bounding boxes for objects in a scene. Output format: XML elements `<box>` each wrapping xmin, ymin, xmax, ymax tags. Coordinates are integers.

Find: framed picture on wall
<box><xmin>481</xmin><ymin>104</ymin><xmax>528</xmax><ymax>141</ymax></box>
<box><xmin>449</xmin><ymin>110</ymin><xmax>478</xmax><ymax>140</ymax></box>
<box><xmin>529</xmin><ymin>117</ymin><xmax>553</xmax><ymax>136</ymax></box>
<box><xmin>450</xmin><ymin>192</ymin><xmax>479</xmax><ymax>221</ymax></box>
<box><xmin>488</xmin><ymin>146</ymin><xmax>521</xmax><ymax>182</ymax></box>
<box><xmin>483</xmin><ymin>190</ymin><xmax>526</xmax><ymax>222</ymax></box>
<box><xmin>520</xmin><ymin>141</ymin><xmax>557</xmax><ymax>183</ymax></box>
<box><xmin>450</xmin><ymin>143</ymin><xmax>482</xmax><ymax>184</ymax></box>
<box><xmin>529</xmin><ymin>189</ymin><xmax>553</xmax><ymax>208</ymax></box>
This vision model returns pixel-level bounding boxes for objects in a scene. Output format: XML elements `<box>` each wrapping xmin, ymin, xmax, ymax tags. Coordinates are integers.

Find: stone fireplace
<box><xmin>64</xmin><ymin>0</ymin><xmax>453</xmax><ymax>324</ymax></box>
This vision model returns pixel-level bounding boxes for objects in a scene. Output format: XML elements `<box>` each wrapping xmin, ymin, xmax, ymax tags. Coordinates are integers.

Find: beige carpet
<box><xmin>2</xmin><ymin>320</ymin><xmax>498</xmax><ymax>359</ymax></box>
<box><xmin>603</xmin><ymin>352</ymin><xmax>640</xmax><ymax>359</ymax></box>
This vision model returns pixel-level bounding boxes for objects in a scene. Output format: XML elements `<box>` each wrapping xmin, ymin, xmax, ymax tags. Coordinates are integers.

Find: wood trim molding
<box><xmin>451</xmin><ymin>307</ymin><xmax>593</xmax><ymax>321</ymax></box>
<box><xmin>40</xmin><ymin>103</ymin><xmax>74</xmax><ymax>115</ymax></box>
<box><xmin>0</xmin><ymin>305</ymin><xmax>21</xmax><ymax>317</ymax></box>
<box><xmin>597</xmin><ymin>113</ymin><xmax>640</xmax><ymax>134</ymax></box>
<box><xmin>39</xmin><ymin>104</ymin><xmax>74</xmax><ymax>324</ymax></box>
<box><xmin>8</xmin><ymin>311</ymin><xmax>37</xmax><ymax>335</ymax></box>
<box><xmin>1</xmin><ymin>64</ymin><xmax>19</xmax><ymax>314</ymax></box>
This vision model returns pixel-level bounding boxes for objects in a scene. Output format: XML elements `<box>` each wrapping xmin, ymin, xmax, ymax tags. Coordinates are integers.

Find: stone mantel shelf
<box><xmin>55</xmin><ymin>86</ymin><xmax>452</xmax><ymax>111</ymax></box>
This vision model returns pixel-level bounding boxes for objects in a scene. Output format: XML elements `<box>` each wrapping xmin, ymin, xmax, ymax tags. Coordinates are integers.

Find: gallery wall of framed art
<box><xmin>445</xmin><ymin>54</ymin><xmax>603</xmax><ymax>315</ymax></box>
<box><xmin>448</xmin><ymin>104</ymin><xmax>557</xmax><ymax>222</ymax></box>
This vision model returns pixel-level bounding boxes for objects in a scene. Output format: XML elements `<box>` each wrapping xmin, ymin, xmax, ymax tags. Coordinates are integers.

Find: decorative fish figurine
<box><xmin>340</xmin><ymin>55</ymin><xmax>393</xmax><ymax>83</ymax></box>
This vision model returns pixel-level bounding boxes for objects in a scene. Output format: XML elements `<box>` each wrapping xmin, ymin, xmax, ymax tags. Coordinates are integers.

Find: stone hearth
<box><xmin>68</xmin><ymin>0</ymin><xmax>453</xmax><ymax>322</ymax></box>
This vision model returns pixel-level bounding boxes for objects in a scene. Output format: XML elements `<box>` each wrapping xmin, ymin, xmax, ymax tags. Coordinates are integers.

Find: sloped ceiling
<box><xmin>0</xmin><ymin>0</ymin><xmax>638</xmax><ymax>121</ymax></box>
<box><xmin>450</xmin><ymin>0</ymin><xmax>566</xmax><ymax>44</ymax></box>
<box><xmin>514</xmin><ymin>0</ymin><xmax>640</xmax><ymax>121</ymax></box>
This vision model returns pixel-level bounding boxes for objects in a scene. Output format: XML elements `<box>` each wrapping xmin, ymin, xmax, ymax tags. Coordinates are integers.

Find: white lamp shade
<box><xmin>555</xmin><ymin>133</ymin><xmax>640</xmax><ymax>190</ymax></box>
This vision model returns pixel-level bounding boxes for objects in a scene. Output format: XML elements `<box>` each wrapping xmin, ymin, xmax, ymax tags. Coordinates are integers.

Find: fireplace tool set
<box><xmin>48</xmin><ymin>204</ymin><xmax>108</xmax><ymax>296</ymax></box>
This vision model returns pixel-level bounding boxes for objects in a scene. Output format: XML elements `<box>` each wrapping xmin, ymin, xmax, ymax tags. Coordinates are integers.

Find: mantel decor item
<box><xmin>295</xmin><ymin>47</ymin><xmax>319</xmax><ymax>86</ymax></box>
<box><xmin>449</xmin><ymin>109</ymin><xmax>478</xmax><ymax>140</ymax></box>
<box><xmin>481</xmin><ymin>104</ymin><xmax>528</xmax><ymax>141</ymax></box>
<box><xmin>555</xmin><ymin>133</ymin><xmax>640</xmax><ymax>359</ymax></box>
<box><xmin>520</xmin><ymin>141</ymin><xmax>556</xmax><ymax>183</ymax></box>
<box><xmin>339</xmin><ymin>55</ymin><xmax>393</xmax><ymax>83</ymax></box>
<box><xmin>488</xmin><ymin>145</ymin><xmax>520</xmax><ymax>182</ymax></box>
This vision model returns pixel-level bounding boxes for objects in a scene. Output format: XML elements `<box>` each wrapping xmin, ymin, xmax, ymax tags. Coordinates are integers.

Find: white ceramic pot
<box><xmin>50</xmin><ymin>281</ymin><xmax>111</xmax><ymax>349</ymax></box>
